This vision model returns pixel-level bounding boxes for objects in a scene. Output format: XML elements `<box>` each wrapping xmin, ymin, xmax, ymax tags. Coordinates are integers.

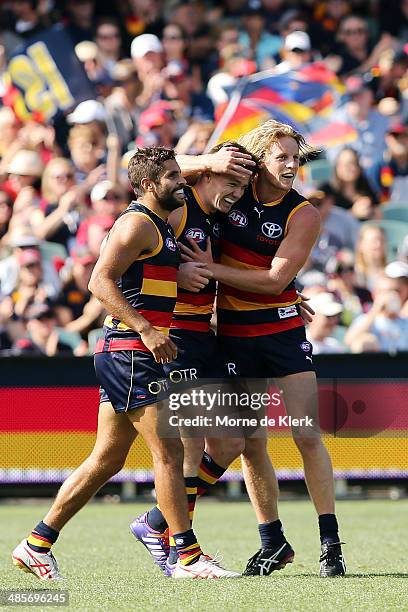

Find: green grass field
<box><xmin>1</xmin><ymin>499</ymin><xmax>408</xmax><ymax>611</ymax></box>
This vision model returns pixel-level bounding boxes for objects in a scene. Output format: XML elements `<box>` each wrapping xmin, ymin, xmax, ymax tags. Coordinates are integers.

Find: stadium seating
<box><xmin>382</xmin><ymin>203</ymin><xmax>408</xmax><ymax>223</ymax></box>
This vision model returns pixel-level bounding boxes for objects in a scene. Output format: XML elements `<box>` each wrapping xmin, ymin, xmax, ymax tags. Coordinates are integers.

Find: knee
<box><xmin>153</xmin><ymin>439</ymin><xmax>184</xmax><ymax>470</ymax></box>
<box><xmin>293</xmin><ymin>432</ymin><xmax>322</xmax><ymax>455</ymax></box>
<box><xmin>241</xmin><ymin>438</ymin><xmax>267</xmax><ymax>462</ymax></box>
<box><xmin>206</xmin><ymin>438</ymin><xmax>245</xmax><ymax>465</ymax></box>
<box><xmin>89</xmin><ymin>450</ymin><xmax>127</xmax><ymax>477</ymax></box>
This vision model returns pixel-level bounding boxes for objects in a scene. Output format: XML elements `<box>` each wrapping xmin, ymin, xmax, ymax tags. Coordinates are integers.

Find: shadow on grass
<box><xmin>255</xmin><ymin>573</ymin><xmax>408</xmax><ymax>579</ymax></box>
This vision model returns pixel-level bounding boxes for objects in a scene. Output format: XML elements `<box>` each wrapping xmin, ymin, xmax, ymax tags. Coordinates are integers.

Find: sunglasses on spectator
<box><xmin>103</xmin><ymin>193</ymin><xmax>122</xmax><ymax>201</ymax></box>
<box><xmin>163</xmin><ymin>35</ymin><xmax>184</xmax><ymax>41</ymax></box>
<box><xmin>52</xmin><ymin>173</ymin><xmax>75</xmax><ymax>180</ymax></box>
<box><xmin>97</xmin><ymin>32</ymin><xmax>120</xmax><ymax>40</ymax></box>
<box><xmin>342</xmin><ymin>28</ymin><xmax>367</xmax><ymax>36</ymax></box>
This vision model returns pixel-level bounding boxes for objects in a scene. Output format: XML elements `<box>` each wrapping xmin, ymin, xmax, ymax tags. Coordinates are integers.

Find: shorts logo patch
<box><xmin>278</xmin><ymin>305</ymin><xmax>298</xmax><ymax>319</ymax></box>
<box><xmin>228</xmin><ymin>210</ymin><xmax>248</xmax><ymax>228</ymax></box>
<box><xmin>300</xmin><ymin>341</ymin><xmax>312</xmax><ymax>353</ymax></box>
<box><xmin>134</xmin><ymin>389</ymin><xmax>147</xmax><ymax>399</ymax></box>
<box><xmin>185</xmin><ymin>228</ymin><xmax>206</xmax><ymax>243</ymax></box>
<box><xmin>166</xmin><ymin>236</ymin><xmax>177</xmax><ymax>251</ymax></box>
<box><xmin>262</xmin><ymin>222</ymin><xmax>283</xmax><ymax>239</ymax></box>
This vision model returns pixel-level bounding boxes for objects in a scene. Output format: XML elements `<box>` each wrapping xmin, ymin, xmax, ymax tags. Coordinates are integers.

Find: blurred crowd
<box><xmin>0</xmin><ymin>0</ymin><xmax>408</xmax><ymax>356</ymax></box>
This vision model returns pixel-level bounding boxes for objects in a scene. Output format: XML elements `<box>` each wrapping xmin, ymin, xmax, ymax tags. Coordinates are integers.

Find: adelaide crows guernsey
<box><xmin>217</xmin><ymin>184</ymin><xmax>310</xmax><ymax>337</ymax></box>
<box><xmin>96</xmin><ymin>201</ymin><xmax>179</xmax><ymax>352</ymax></box>
<box><xmin>171</xmin><ymin>186</ymin><xmax>216</xmax><ymax>333</ymax></box>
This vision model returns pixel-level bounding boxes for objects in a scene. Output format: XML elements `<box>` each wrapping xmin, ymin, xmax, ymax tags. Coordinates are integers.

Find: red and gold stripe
<box><xmin>220</xmin><ymin>239</ymin><xmax>272</xmax><ymax>268</ymax></box>
<box><xmin>218</xmin><ymin>316</ymin><xmax>303</xmax><ymax>337</ymax></box>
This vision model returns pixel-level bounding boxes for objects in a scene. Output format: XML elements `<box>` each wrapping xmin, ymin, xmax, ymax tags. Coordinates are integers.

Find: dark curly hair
<box><xmin>128</xmin><ymin>147</ymin><xmax>176</xmax><ymax>196</ymax></box>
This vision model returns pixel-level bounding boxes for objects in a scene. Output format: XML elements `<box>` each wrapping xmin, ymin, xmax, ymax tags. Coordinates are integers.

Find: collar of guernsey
<box><xmin>217</xmin><ymin>184</ymin><xmax>311</xmax><ymax>337</ymax></box>
<box><xmin>97</xmin><ymin>201</ymin><xmax>180</xmax><ymax>353</ymax></box>
<box><xmin>170</xmin><ymin>185</ymin><xmax>217</xmax><ymax>333</ymax></box>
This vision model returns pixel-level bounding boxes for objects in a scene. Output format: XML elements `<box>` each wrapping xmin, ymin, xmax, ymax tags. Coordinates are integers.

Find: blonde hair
<box><xmin>237</xmin><ymin>119</ymin><xmax>314</xmax><ymax>161</ymax></box>
<box><xmin>41</xmin><ymin>157</ymin><xmax>74</xmax><ymax>202</ymax></box>
<box><xmin>355</xmin><ymin>224</ymin><xmax>387</xmax><ymax>278</ymax></box>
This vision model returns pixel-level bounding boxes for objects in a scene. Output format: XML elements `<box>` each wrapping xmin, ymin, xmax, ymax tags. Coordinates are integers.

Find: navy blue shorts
<box><xmin>218</xmin><ymin>326</ymin><xmax>315</xmax><ymax>379</ymax></box>
<box><xmin>94</xmin><ymin>350</ymin><xmax>168</xmax><ymax>413</ymax></box>
<box><xmin>164</xmin><ymin>330</ymin><xmax>221</xmax><ymax>384</ymax></box>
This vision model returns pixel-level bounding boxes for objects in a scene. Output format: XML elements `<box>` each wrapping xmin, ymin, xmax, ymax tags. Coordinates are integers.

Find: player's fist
<box><xmin>140</xmin><ymin>327</ymin><xmax>178</xmax><ymax>363</ymax></box>
<box><xmin>177</xmin><ymin>262</ymin><xmax>213</xmax><ymax>292</ymax></box>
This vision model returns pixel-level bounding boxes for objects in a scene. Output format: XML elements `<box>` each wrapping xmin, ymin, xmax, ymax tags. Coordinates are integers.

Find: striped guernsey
<box><xmin>217</xmin><ymin>184</ymin><xmax>311</xmax><ymax>337</ymax></box>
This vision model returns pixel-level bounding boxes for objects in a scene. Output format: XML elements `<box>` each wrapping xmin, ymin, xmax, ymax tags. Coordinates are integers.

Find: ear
<box><xmin>140</xmin><ymin>177</ymin><xmax>154</xmax><ymax>192</ymax></box>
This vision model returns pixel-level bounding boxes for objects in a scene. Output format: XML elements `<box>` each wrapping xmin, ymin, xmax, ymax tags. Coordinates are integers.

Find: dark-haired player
<box><xmin>11</xmin><ymin>147</ymin><xmax>238</xmax><ymax>580</ymax></box>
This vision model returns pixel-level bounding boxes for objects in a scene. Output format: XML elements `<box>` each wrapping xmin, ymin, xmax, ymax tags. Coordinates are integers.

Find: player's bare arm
<box><xmin>176</xmin><ymin>146</ymin><xmax>256</xmax><ymax>180</ymax></box>
<box><xmin>89</xmin><ymin>214</ymin><xmax>177</xmax><ymax>363</ymax></box>
<box><xmin>180</xmin><ymin>205</ymin><xmax>321</xmax><ymax>296</ymax></box>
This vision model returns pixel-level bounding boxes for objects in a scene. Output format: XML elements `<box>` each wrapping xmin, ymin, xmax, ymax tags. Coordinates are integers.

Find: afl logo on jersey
<box><xmin>229</xmin><ymin>210</ymin><xmax>248</xmax><ymax>228</ymax></box>
<box><xmin>185</xmin><ymin>228</ymin><xmax>206</xmax><ymax>243</ymax></box>
<box><xmin>261</xmin><ymin>222</ymin><xmax>283</xmax><ymax>238</ymax></box>
<box><xmin>166</xmin><ymin>236</ymin><xmax>177</xmax><ymax>251</ymax></box>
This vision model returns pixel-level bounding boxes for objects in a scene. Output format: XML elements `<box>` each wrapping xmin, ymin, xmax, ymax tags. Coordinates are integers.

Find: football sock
<box><xmin>197</xmin><ymin>452</ymin><xmax>226</xmax><ymax>496</ymax></box>
<box><xmin>146</xmin><ymin>505</ymin><xmax>168</xmax><ymax>533</ymax></box>
<box><xmin>173</xmin><ymin>529</ymin><xmax>202</xmax><ymax>566</ymax></box>
<box><xmin>318</xmin><ymin>514</ymin><xmax>340</xmax><ymax>544</ymax></box>
<box><xmin>185</xmin><ymin>476</ymin><xmax>198</xmax><ymax>524</ymax></box>
<box><xmin>258</xmin><ymin>519</ymin><xmax>286</xmax><ymax>549</ymax></box>
<box><xmin>27</xmin><ymin>521</ymin><xmax>59</xmax><ymax>553</ymax></box>
<box><xmin>168</xmin><ymin>534</ymin><xmax>178</xmax><ymax>565</ymax></box>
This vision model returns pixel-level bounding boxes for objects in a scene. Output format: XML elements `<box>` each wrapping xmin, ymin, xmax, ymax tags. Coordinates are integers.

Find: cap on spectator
<box><xmin>284</xmin><ymin>31</ymin><xmax>311</xmax><ymax>52</ymax></box>
<box><xmin>75</xmin><ymin>41</ymin><xmax>99</xmax><ymax>62</ymax></box>
<box><xmin>385</xmin><ymin>261</ymin><xmax>408</xmax><ymax>279</ymax></box>
<box><xmin>67</xmin><ymin>100</ymin><xmax>107</xmax><ymax>124</ymax></box>
<box><xmin>131</xmin><ymin>34</ymin><xmax>163</xmax><ymax>59</ymax></box>
<box><xmin>7</xmin><ymin>150</ymin><xmax>44</xmax><ymax>177</ymax></box>
<box><xmin>90</xmin><ymin>180</ymin><xmax>116</xmax><ymax>203</ymax></box>
<box><xmin>17</xmin><ymin>248</ymin><xmax>41</xmax><ymax>267</ymax></box>
<box><xmin>9</xmin><ymin>233</ymin><xmax>39</xmax><ymax>248</ymax></box>
<box><xmin>25</xmin><ymin>303</ymin><xmax>54</xmax><ymax>321</ymax></box>
<box><xmin>309</xmin><ymin>292</ymin><xmax>343</xmax><ymax>316</ymax></box>
<box><xmin>139</xmin><ymin>102</ymin><xmax>173</xmax><ymax>130</ymax></box>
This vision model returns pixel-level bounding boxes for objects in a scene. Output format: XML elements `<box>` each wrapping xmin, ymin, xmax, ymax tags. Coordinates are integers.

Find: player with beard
<box><xmin>11</xmin><ymin>147</ymin><xmax>239</xmax><ymax>581</ymax></box>
<box><xmin>178</xmin><ymin>122</ymin><xmax>346</xmax><ymax>578</ymax></box>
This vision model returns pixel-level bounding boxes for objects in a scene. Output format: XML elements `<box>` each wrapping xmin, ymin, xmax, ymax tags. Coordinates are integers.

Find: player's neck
<box><xmin>138</xmin><ymin>195</ymin><xmax>170</xmax><ymax>221</ymax></box>
<box><xmin>255</xmin><ymin>174</ymin><xmax>289</xmax><ymax>203</ymax></box>
<box><xmin>192</xmin><ymin>182</ymin><xmax>212</xmax><ymax>214</ymax></box>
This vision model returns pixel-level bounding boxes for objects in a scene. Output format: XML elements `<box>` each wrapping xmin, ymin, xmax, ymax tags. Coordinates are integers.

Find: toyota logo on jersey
<box><xmin>261</xmin><ymin>222</ymin><xmax>283</xmax><ymax>238</ymax></box>
<box><xmin>185</xmin><ymin>228</ymin><xmax>206</xmax><ymax>243</ymax></box>
<box><xmin>166</xmin><ymin>236</ymin><xmax>177</xmax><ymax>251</ymax></box>
<box><xmin>228</xmin><ymin>210</ymin><xmax>248</xmax><ymax>227</ymax></box>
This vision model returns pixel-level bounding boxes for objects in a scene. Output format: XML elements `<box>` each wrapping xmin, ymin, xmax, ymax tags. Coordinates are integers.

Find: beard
<box><xmin>154</xmin><ymin>184</ymin><xmax>185</xmax><ymax>211</ymax></box>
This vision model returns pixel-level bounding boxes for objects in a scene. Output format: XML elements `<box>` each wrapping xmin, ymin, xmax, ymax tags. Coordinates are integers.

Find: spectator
<box><xmin>105</xmin><ymin>59</ymin><xmax>142</xmax><ymax>149</ymax></box>
<box><xmin>274</xmin><ymin>30</ymin><xmax>312</xmax><ymax>74</ymax></box>
<box><xmin>9</xmin><ymin>247</ymin><xmax>52</xmax><ymax>320</ymax></box>
<box><xmin>136</xmin><ymin>101</ymin><xmax>177</xmax><ymax>147</ymax></box>
<box><xmin>130</xmin><ymin>33</ymin><xmax>164</xmax><ymax>107</ymax></box>
<box><xmin>306</xmin><ymin>292</ymin><xmax>346</xmax><ymax>354</ymax></box>
<box><xmin>0</xmin><ymin>107</ymin><xmax>21</xmax><ymax>174</ymax></box>
<box><xmin>8</xmin><ymin>0</ymin><xmax>45</xmax><ymax>40</ymax></box>
<box><xmin>327</xmin><ymin>76</ymin><xmax>389</xmax><ymax>171</ymax></box>
<box><xmin>345</xmin><ymin>275</ymin><xmax>408</xmax><ymax>353</ymax></box>
<box><xmin>322</xmin><ymin>147</ymin><xmax>378</xmax><ymax>220</ymax></box>
<box><xmin>67</xmin><ymin>124</ymin><xmax>106</xmax><ymax>184</ymax></box>
<box><xmin>125</xmin><ymin>0</ymin><xmax>165</xmax><ymax>40</ymax></box>
<box><xmin>162</xmin><ymin>23</ymin><xmax>188</xmax><ymax>66</ymax></box>
<box><xmin>171</xmin><ymin>1</ymin><xmax>205</xmax><ymax>38</ymax></box>
<box><xmin>384</xmin><ymin>260</ymin><xmax>408</xmax><ymax>317</ymax></box>
<box><xmin>326</xmin><ymin>250</ymin><xmax>373</xmax><ymax>326</ymax></box>
<box><xmin>74</xmin><ymin>41</ymin><xmax>113</xmax><ymax>98</ymax></box>
<box><xmin>354</xmin><ymin>224</ymin><xmax>388</xmax><ymax>291</ymax></box>
<box><xmin>306</xmin><ymin>189</ymin><xmax>360</xmax><ymax>271</ymax></box>
<box><xmin>368</xmin><ymin>122</ymin><xmax>408</xmax><ymax>203</ymax></box>
<box><xmin>161</xmin><ymin>62</ymin><xmax>214</xmax><ymax>123</ymax></box>
<box><xmin>12</xmin><ymin>303</ymin><xmax>73</xmax><ymax>356</ymax></box>
<box><xmin>56</xmin><ymin>247</ymin><xmax>96</xmax><ymax>325</ymax></box>
<box><xmin>32</xmin><ymin>158</ymin><xmax>82</xmax><ymax>249</ymax></box>
<box><xmin>0</xmin><ymin>190</ymin><xmax>13</xmax><ymax>240</ymax></box>
<box><xmin>94</xmin><ymin>16</ymin><xmax>124</xmax><ymax>78</ymax></box>
<box><xmin>239</xmin><ymin>6</ymin><xmax>281</xmax><ymax>70</ymax></box>
<box><xmin>62</xmin><ymin>0</ymin><xmax>96</xmax><ymax>44</ymax></box>
<box><xmin>348</xmin><ymin>332</ymin><xmax>380</xmax><ymax>353</ymax></box>
<box><xmin>4</xmin><ymin>149</ymin><xmax>43</xmax><ymax>203</ymax></box>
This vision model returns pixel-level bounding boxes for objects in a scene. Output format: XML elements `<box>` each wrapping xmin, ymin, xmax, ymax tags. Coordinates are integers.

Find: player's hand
<box><xmin>208</xmin><ymin>146</ymin><xmax>256</xmax><ymax>179</ymax></box>
<box><xmin>177</xmin><ymin>262</ymin><xmax>213</xmax><ymax>292</ymax></box>
<box><xmin>140</xmin><ymin>327</ymin><xmax>178</xmax><ymax>364</ymax></box>
<box><xmin>297</xmin><ymin>291</ymin><xmax>315</xmax><ymax>324</ymax></box>
<box><xmin>179</xmin><ymin>237</ymin><xmax>214</xmax><ymax>266</ymax></box>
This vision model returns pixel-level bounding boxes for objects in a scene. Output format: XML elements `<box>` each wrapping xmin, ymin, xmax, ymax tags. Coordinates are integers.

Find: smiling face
<box><xmin>150</xmin><ymin>159</ymin><xmax>186</xmax><ymax>212</ymax></box>
<box><xmin>261</xmin><ymin>136</ymin><xmax>300</xmax><ymax>194</ymax></box>
<box><xmin>207</xmin><ymin>173</ymin><xmax>249</xmax><ymax>213</ymax></box>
